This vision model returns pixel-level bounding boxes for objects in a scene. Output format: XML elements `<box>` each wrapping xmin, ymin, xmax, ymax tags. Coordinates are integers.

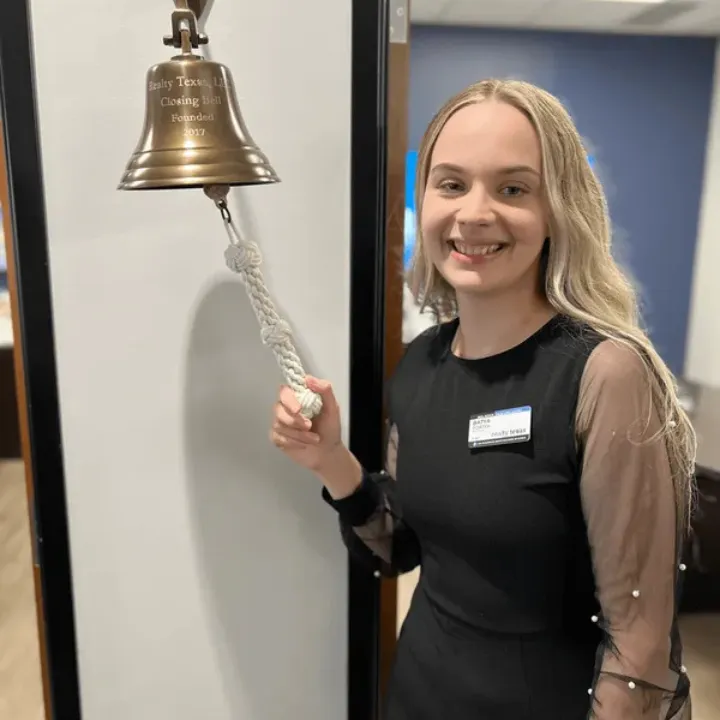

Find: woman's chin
<box><xmin>443</xmin><ymin>265</ymin><xmax>499</xmax><ymax>295</ymax></box>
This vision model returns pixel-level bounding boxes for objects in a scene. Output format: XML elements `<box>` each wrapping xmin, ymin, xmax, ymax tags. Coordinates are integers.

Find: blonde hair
<box><xmin>408</xmin><ymin>78</ymin><xmax>696</xmax><ymax>536</ymax></box>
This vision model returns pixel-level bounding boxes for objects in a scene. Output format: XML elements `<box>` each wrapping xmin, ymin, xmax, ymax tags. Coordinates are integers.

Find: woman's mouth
<box><xmin>449</xmin><ymin>241</ymin><xmax>507</xmax><ymax>264</ymax></box>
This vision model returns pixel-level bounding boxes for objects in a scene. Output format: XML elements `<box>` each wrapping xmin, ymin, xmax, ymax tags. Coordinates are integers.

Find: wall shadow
<box><xmin>182</xmin><ymin>275</ymin><xmax>344</xmax><ymax>719</ymax></box>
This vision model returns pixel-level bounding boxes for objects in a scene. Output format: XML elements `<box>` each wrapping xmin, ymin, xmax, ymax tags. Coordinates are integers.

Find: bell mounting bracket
<box><xmin>164</xmin><ymin>0</ymin><xmax>210</xmax><ymax>49</ymax></box>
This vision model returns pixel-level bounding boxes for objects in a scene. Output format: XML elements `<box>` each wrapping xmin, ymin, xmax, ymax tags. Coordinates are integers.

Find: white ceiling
<box><xmin>411</xmin><ymin>0</ymin><xmax>720</xmax><ymax>36</ymax></box>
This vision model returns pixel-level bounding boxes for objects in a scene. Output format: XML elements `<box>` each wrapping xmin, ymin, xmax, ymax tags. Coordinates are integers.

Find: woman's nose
<box><xmin>456</xmin><ymin>187</ymin><xmax>495</xmax><ymax>226</ymax></box>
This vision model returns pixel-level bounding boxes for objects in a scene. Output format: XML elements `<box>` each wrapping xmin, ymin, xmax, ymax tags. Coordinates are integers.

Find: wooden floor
<box><xmin>0</xmin><ymin>461</ymin><xmax>45</xmax><ymax>720</ymax></box>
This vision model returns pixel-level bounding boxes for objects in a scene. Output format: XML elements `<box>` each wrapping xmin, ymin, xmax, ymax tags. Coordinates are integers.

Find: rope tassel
<box><xmin>204</xmin><ymin>185</ymin><xmax>323</xmax><ymax>419</ymax></box>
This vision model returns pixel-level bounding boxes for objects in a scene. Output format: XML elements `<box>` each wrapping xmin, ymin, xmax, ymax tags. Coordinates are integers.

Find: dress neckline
<box><xmin>444</xmin><ymin>314</ymin><xmax>565</xmax><ymax>369</ymax></box>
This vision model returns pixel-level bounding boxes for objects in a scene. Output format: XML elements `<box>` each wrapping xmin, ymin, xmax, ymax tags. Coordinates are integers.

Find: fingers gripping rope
<box><xmin>204</xmin><ymin>185</ymin><xmax>323</xmax><ymax>419</ymax></box>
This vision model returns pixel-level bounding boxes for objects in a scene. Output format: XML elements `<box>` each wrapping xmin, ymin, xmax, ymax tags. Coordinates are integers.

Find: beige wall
<box><xmin>29</xmin><ymin>1</ymin><xmax>352</xmax><ymax>717</ymax></box>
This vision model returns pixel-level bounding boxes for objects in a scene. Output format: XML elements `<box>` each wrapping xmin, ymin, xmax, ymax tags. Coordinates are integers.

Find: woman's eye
<box><xmin>438</xmin><ymin>180</ymin><xmax>464</xmax><ymax>193</ymax></box>
<box><xmin>501</xmin><ymin>185</ymin><xmax>526</xmax><ymax>197</ymax></box>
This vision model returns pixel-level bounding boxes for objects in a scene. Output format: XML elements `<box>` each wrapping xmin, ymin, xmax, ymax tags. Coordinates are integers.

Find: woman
<box><xmin>270</xmin><ymin>79</ymin><xmax>695</xmax><ymax>719</ymax></box>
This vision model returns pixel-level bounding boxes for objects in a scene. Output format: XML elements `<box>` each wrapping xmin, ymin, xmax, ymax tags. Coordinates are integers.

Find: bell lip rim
<box><xmin>117</xmin><ymin>176</ymin><xmax>281</xmax><ymax>191</ymax></box>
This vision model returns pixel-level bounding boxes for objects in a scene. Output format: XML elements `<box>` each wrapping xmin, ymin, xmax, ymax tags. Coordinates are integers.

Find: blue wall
<box><xmin>409</xmin><ymin>26</ymin><xmax>716</xmax><ymax>374</ymax></box>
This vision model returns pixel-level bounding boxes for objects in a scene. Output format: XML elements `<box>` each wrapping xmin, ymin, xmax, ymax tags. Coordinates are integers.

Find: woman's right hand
<box><xmin>270</xmin><ymin>376</ymin><xmax>363</xmax><ymax>499</ymax></box>
<box><xmin>270</xmin><ymin>376</ymin><xmax>343</xmax><ymax>472</ymax></box>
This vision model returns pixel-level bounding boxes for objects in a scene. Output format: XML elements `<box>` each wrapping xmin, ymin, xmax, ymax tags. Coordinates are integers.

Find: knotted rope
<box><xmin>204</xmin><ymin>185</ymin><xmax>323</xmax><ymax>419</ymax></box>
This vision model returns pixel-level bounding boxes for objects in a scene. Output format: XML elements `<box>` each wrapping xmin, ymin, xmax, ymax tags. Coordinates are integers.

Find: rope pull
<box><xmin>203</xmin><ymin>184</ymin><xmax>323</xmax><ymax>419</ymax></box>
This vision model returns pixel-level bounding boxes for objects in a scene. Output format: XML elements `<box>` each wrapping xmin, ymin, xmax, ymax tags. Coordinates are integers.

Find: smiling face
<box><xmin>420</xmin><ymin>100</ymin><xmax>549</xmax><ymax>300</ymax></box>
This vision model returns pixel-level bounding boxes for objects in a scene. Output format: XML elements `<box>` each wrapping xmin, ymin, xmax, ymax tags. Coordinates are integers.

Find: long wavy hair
<box><xmin>407</xmin><ymin>78</ymin><xmax>696</xmax><ymax>536</ymax></box>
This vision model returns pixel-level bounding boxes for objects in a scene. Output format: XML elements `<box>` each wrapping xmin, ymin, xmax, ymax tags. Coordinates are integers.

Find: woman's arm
<box><xmin>576</xmin><ymin>340</ymin><xmax>689</xmax><ymax>720</ymax></box>
<box><xmin>320</xmin><ymin>422</ymin><xmax>421</xmax><ymax>577</ymax></box>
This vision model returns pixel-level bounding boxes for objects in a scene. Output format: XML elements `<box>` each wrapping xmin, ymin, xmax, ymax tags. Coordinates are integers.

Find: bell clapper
<box><xmin>203</xmin><ymin>185</ymin><xmax>323</xmax><ymax>420</ymax></box>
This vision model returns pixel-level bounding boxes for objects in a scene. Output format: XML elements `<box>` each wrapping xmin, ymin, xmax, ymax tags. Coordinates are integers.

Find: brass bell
<box><xmin>118</xmin><ymin>3</ymin><xmax>279</xmax><ymax>190</ymax></box>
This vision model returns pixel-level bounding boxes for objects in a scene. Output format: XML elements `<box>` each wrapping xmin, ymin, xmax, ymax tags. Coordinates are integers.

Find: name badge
<box><xmin>468</xmin><ymin>406</ymin><xmax>532</xmax><ymax>449</ymax></box>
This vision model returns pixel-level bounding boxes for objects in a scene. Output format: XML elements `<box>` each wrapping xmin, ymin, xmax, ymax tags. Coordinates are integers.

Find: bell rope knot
<box><xmin>297</xmin><ymin>387</ymin><xmax>323</xmax><ymax>419</ymax></box>
<box><xmin>261</xmin><ymin>320</ymin><xmax>292</xmax><ymax>348</ymax></box>
<box><xmin>224</xmin><ymin>243</ymin><xmax>261</xmax><ymax>274</ymax></box>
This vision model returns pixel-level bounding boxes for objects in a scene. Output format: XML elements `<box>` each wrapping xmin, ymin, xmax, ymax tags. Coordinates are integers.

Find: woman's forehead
<box><xmin>431</xmin><ymin>102</ymin><xmax>542</xmax><ymax>172</ymax></box>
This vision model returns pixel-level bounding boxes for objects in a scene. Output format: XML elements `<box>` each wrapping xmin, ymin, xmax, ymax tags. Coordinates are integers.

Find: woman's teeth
<box><xmin>451</xmin><ymin>242</ymin><xmax>503</xmax><ymax>256</ymax></box>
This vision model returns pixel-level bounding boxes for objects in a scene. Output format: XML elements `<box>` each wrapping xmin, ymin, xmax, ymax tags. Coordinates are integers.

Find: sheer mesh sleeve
<box><xmin>576</xmin><ymin>340</ymin><xmax>690</xmax><ymax>719</ymax></box>
<box><xmin>322</xmin><ymin>422</ymin><xmax>422</xmax><ymax>577</ymax></box>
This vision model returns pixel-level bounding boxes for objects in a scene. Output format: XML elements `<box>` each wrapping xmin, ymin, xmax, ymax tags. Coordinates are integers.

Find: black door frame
<box><xmin>0</xmin><ymin>1</ymin><xmax>82</xmax><ymax>718</ymax></box>
<box><xmin>0</xmin><ymin>0</ymin><xmax>388</xmax><ymax>718</ymax></box>
<box><xmin>348</xmin><ymin>1</ymin><xmax>389</xmax><ymax>718</ymax></box>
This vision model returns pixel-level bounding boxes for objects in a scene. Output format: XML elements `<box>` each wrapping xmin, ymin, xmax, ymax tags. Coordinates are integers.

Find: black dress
<box><xmin>324</xmin><ymin>316</ymin><xmax>689</xmax><ymax>719</ymax></box>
